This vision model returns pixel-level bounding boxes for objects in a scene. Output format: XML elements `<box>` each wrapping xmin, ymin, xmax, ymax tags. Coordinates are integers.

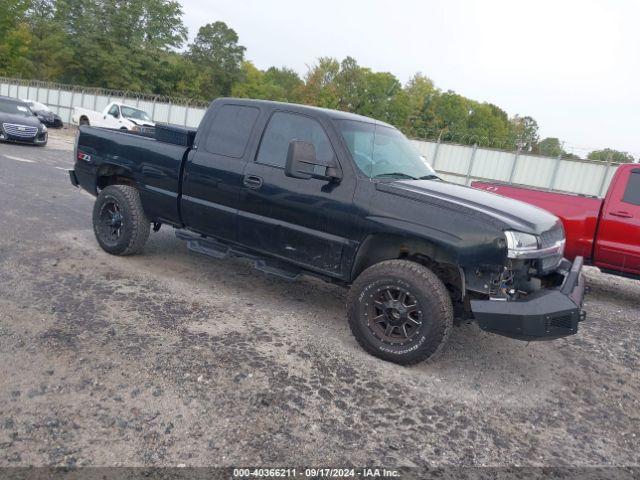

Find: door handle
<box><xmin>243</xmin><ymin>175</ymin><xmax>263</xmax><ymax>189</ymax></box>
<box><xmin>610</xmin><ymin>211</ymin><xmax>633</xmax><ymax>218</ymax></box>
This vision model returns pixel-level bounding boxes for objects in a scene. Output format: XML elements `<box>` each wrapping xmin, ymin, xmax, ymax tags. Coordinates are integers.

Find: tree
<box><xmin>510</xmin><ymin>115</ymin><xmax>539</xmax><ymax>151</ymax></box>
<box><xmin>354</xmin><ymin>70</ymin><xmax>407</xmax><ymax>126</ymax></box>
<box><xmin>263</xmin><ymin>66</ymin><xmax>303</xmax><ymax>102</ymax></box>
<box><xmin>420</xmin><ymin>91</ymin><xmax>471</xmax><ymax>142</ymax></box>
<box><xmin>588</xmin><ymin>149</ymin><xmax>635</xmax><ymax>163</ymax></box>
<box><xmin>300</xmin><ymin>57</ymin><xmax>340</xmax><ymax>108</ymax></box>
<box><xmin>0</xmin><ymin>0</ymin><xmax>33</xmax><ymax>77</ymax></box>
<box><xmin>537</xmin><ymin>137</ymin><xmax>564</xmax><ymax>157</ymax></box>
<box><xmin>187</xmin><ymin>21</ymin><xmax>246</xmax><ymax>98</ymax></box>
<box><xmin>403</xmin><ymin>73</ymin><xmax>436</xmax><ymax>137</ymax></box>
<box><xmin>465</xmin><ymin>102</ymin><xmax>510</xmax><ymax>146</ymax></box>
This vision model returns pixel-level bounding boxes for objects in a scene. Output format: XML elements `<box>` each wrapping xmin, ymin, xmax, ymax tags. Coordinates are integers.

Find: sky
<box><xmin>180</xmin><ymin>0</ymin><xmax>639</xmax><ymax>157</ymax></box>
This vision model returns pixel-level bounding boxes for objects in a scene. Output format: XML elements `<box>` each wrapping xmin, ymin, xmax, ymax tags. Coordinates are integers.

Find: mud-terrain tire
<box><xmin>92</xmin><ymin>185</ymin><xmax>150</xmax><ymax>256</ymax></box>
<box><xmin>347</xmin><ymin>259</ymin><xmax>453</xmax><ymax>365</ymax></box>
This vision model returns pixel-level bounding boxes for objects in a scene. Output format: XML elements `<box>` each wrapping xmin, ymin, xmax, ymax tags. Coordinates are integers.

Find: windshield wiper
<box><xmin>419</xmin><ymin>174</ymin><xmax>440</xmax><ymax>180</ymax></box>
<box><xmin>374</xmin><ymin>173</ymin><xmax>418</xmax><ymax>180</ymax></box>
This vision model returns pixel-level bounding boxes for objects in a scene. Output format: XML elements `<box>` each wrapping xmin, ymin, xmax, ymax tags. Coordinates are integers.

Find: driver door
<box><xmin>105</xmin><ymin>105</ymin><xmax>121</xmax><ymax>128</ymax></box>
<box><xmin>237</xmin><ymin>111</ymin><xmax>359</xmax><ymax>276</ymax></box>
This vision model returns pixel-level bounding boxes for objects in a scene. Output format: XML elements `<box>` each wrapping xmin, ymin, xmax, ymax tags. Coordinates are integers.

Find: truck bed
<box><xmin>74</xmin><ymin>126</ymin><xmax>191</xmax><ymax>226</ymax></box>
<box><xmin>472</xmin><ymin>181</ymin><xmax>603</xmax><ymax>261</ymax></box>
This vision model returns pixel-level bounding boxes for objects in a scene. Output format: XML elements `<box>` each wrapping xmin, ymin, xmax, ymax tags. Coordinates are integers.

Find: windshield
<box><xmin>0</xmin><ymin>101</ymin><xmax>34</xmax><ymax>118</ymax></box>
<box><xmin>120</xmin><ymin>106</ymin><xmax>151</xmax><ymax>122</ymax></box>
<box><xmin>336</xmin><ymin>120</ymin><xmax>438</xmax><ymax>180</ymax></box>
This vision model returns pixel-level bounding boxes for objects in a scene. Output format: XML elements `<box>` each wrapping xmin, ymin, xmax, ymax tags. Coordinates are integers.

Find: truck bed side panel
<box><xmin>76</xmin><ymin>127</ymin><xmax>187</xmax><ymax>225</ymax></box>
<box><xmin>472</xmin><ymin>182</ymin><xmax>603</xmax><ymax>261</ymax></box>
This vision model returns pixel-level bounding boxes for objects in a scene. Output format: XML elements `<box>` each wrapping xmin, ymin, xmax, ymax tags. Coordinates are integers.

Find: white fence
<box><xmin>410</xmin><ymin>140</ymin><xmax>621</xmax><ymax>197</ymax></box>
<box><xmin>0</xmin><ymin>77</ymin><xmax>208</xmax><ymax>129</ymax></box>
<box><xmin>1</xmin><ymin>77</ymin><xmax>622</xmax><ymax>198</ymax></box>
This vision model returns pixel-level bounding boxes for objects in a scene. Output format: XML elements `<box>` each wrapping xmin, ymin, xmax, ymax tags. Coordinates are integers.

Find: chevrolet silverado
<box><xmin>69</xmin><ymin>98</ymin><xmax>587</xmax><ymax>364</ymax></box>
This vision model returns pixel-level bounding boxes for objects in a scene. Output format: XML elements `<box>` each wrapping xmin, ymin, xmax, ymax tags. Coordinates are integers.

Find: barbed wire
<box><xmin>0</xmin><ymin>76</ymin><xmax>211</xmax><ymax>108</ymax></box>
<box><xmin>408</xmin><ymin>126</ymin><xmax>638</xmax><ymax>161</ymax></box>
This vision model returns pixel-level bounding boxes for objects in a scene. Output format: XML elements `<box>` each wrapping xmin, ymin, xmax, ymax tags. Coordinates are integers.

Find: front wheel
<box><xmin>347</xmin><ymin>260</ymin><xmax>453</xmax><ymax>365</ymax></box>
<box><xmin>92</xmin><ymin>185</ymin><xmax>150</xmax><ymax>255</ymax></box>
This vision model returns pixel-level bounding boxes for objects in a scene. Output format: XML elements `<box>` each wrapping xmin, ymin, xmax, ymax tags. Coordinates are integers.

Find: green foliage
<box><xmin>188</xmin><ymin>21</ymin><xmax>245</xmax><ymax>98</ymax></box>
<box><xmin>0</xmin><ymin>0</ymin><xmax>33</xmax><ymax>77</ymax></box>
<box><xmin>231</xmin><ymin>62</ymin><xmax>302</xmax><ymax>102</ymax></box>
<box><xmin>3</xmin><ymin>3</ymin><xmax>625</xmax><ymax>158</ymax></box>
<box><xmin>509</xmin><ymin>115</ymin><xmax>539</xmax><ymax>152</ymax></box>
<box><xmin>587</xmin><ymin>149</ymin><xmax>635</xmax><ymax>163</ymax></box>
<box><xmin>537</xmin><ymin>137</ymin><xmax>564</xmax><ymax>157</ymax></box>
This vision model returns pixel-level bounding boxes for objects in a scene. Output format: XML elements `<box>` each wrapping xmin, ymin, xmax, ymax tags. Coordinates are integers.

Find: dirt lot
<box><xmin>0</xmin><ymin>130</ymin><xmax>639</xmax><ymax>469</ymax></box>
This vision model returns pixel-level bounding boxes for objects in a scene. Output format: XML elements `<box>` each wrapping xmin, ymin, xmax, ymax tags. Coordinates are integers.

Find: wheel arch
<box><xmin>350</xmin><ymin>233</ymin><xmax>464</xmax><ymax>300</ymax></box>
<box><xmin>96</xmin><ymin>164</ymin><xmax>137</xmax><ymax>191</ymax></box>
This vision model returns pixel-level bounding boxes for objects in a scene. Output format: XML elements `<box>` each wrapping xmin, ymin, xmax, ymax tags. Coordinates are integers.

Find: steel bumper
<box><xmin>470</xmin><ymin>256</ymin><xmax>586</xmax><ymax>341</ymax></box>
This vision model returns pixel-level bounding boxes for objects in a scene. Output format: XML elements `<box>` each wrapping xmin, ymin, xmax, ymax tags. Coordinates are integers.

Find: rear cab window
<box><xmin>622</xmin><ymin>170</ymin><xmax>640</xmax><ymax>206</ymax></box>
<box><xmin>204</xmin><ymin>104</ymin><xmax>260</xmax><ymax>158</ymax></box>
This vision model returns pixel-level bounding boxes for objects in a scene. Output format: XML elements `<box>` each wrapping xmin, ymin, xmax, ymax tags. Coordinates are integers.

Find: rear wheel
<box><xmin>79</xmin><ymin>117</ymin><xmax>89</xmax><ymax>126</ymax></box>
<box><xmin>347</xmin><ymin>260</ymin><xmax>453</xmax><ymax>365</ymax></box>
<box><xmin>92</xmin><ymin>185</ymin><xmax>150</xmax><ymax>255</ymax></box>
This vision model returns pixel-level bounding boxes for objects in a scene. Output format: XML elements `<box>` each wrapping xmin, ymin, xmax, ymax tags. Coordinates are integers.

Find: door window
<box><xmin>204</xmin><ymin>104</ymin><xmax>260</xmax><ymax>158</ymax></box>
<box><xmin>622</xmin><ymin>171</ymin><xmax>640</xmax><ymax>206</ymax></box>
<box><xmin>256</xmin><ymin>112</ymin><xmax>335</xmax><ymax>168</ymax></box>
<box><xmin>108</xmin><ymin>105</ymin><xmax>119</xmax><ymax>117</ymax></box>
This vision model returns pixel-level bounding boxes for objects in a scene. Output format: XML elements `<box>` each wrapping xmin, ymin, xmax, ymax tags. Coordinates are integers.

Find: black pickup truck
<box><xmin>69</xmin><ymin>98</ymin><xmax>586</xmax><ymax>364</ymax></box>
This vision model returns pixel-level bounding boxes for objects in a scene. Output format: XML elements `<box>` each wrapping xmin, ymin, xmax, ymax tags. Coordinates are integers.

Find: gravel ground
<box><xmin>0</xmin><ymin>130</ymin><xmax>639</xmax><ymax>469</ymax></box>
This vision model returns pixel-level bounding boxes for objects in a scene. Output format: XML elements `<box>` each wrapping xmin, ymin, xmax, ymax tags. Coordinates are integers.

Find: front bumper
<box><xmin>0</xmin><ymin>131</ymin><xmax>47</xmax><ymax>144</ymax></box>
<box><xmin>470</xmin><ymin>256</ymin><xmax>586</xmax><ymax>340</ymax></box>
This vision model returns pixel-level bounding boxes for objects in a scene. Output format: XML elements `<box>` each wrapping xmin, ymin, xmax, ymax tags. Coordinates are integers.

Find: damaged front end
<box><xmin>465</xmin><ymin>224</ymin><xmax>587</xmax><ymax>340</ymax></box>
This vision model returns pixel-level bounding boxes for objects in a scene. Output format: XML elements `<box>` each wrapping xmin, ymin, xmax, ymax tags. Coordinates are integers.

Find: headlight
<box><xmin>41</xmin><ymin>124</ymin><xmax>48</xmax><ymax>132</ymax></box>
<box><xmin>504</xmin><ymin>231</ymin><xmax>540</xmax><ymax>258</ymax></box>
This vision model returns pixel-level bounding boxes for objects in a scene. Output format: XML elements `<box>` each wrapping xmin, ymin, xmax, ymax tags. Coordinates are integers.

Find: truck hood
<box><xmin>128</xmin><ymin>118</ymin><xmax>155</xmax><ymax>127</ymax></box>
<box><xmin>376</xmin><ymin>179</ymin><xmax>560</xmax><ymax>235</ymax></box>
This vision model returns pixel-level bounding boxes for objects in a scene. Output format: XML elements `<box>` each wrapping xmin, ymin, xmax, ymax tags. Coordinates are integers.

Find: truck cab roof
<box><xmin>213</xmin><ymin>97</ymin><xmax>396</xmax><ymax>129</ymax></box>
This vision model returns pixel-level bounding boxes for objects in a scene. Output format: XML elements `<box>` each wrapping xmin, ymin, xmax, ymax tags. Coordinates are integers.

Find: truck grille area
<box><xmin>3</xmin><ymin>123</ymin><xmax>38</xmax><ymax>138</ymax></box>
<box><xmin>538</xmin><ymin>224</ymin><xmax>565</xmax><ymax>272</ymax></box>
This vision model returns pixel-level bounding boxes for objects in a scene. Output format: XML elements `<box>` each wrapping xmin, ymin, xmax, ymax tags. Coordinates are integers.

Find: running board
<box><xmin>175</xmin><ymin>230</ymin><xmax>301</xmax><ymax>281</ymax></box>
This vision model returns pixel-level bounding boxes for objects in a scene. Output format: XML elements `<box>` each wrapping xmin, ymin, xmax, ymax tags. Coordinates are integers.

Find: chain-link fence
<box><xmin>0</xmin><ymin>77</ymin><xmax>624</xmax><ymax>197</ymax></box>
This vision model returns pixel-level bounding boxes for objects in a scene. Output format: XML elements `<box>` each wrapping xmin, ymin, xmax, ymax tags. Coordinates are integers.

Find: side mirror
<box><xmin>285</xmin><ymin>140</ymin><xmax>341</xmax><ymax>181</ymax></box>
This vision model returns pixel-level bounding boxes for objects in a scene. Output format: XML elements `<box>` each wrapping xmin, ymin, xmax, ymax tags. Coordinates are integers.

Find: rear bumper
<box><xmin>470</xmin><ymin>256</ymin><xmax>586</xmax><ymax>340</ymax></box>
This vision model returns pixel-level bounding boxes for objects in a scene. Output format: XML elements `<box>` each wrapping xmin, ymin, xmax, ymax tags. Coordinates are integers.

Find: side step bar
<box><xmin>175</xmin><ymin>230</ymin><xmax>302</xmax><ymax>281</ymax></box>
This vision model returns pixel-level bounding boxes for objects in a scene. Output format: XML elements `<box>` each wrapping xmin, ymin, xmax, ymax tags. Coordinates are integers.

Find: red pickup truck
<box><xmin>473</xmin><ymin>163</ymin><xmax>640</xmax><ymax>279</ymax></box>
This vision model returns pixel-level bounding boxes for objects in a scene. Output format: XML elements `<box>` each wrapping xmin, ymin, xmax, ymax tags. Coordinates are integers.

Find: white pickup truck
<box><xmin>71</xmin><ymin>102</ymin><xmax>155</xmax><ymax>131</ymax></box>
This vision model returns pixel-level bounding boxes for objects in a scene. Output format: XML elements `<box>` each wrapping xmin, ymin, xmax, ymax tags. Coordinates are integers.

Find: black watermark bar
<box><xmin>0</xmin><ymin>467</ymin><xmax>639</xmax><ymax>480</ymax></box>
